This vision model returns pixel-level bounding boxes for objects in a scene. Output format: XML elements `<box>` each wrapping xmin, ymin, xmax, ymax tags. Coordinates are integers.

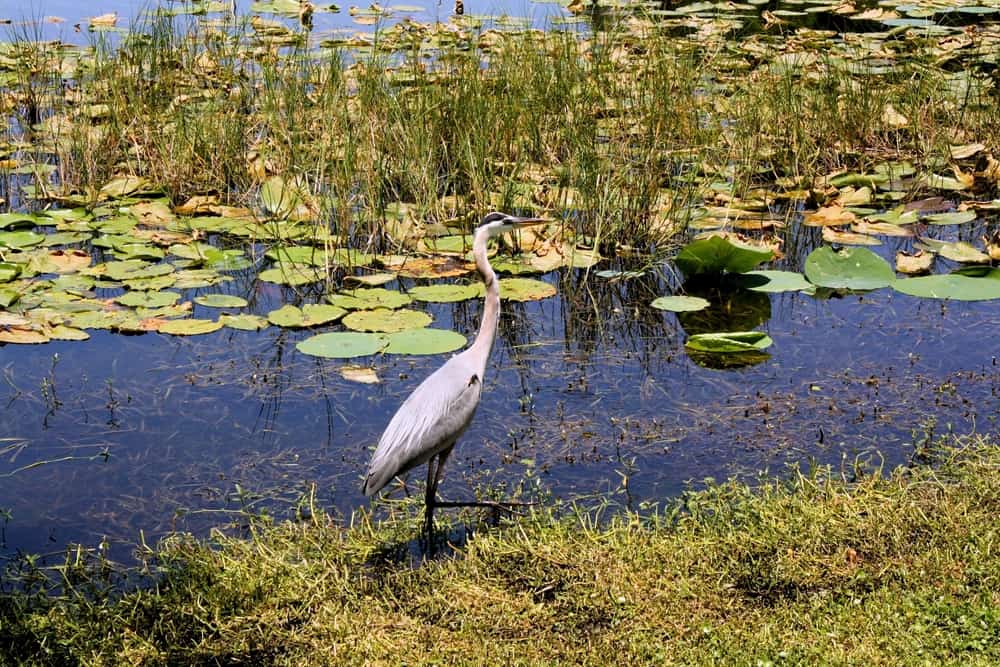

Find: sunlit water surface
<box><xmin>1</xmin><ymin>0</ymin><xmax>998</xmax><ymax>565</ymax></box>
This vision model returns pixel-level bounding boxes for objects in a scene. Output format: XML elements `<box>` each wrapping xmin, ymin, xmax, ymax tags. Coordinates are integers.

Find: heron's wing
<box><xmin>363</xmin><ymin>355</ymin><xmax>483</xmax><ymax>496</ymax></box>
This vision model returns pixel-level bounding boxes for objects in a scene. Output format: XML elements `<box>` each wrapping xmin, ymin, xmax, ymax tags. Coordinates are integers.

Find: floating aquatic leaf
<box><xmin>342</xmin><ymin>308</ymin><xmax>432</xmax><ymax>333</ymax></box>
<box><xmin>895</xmin><ymin>250</ymin><xmax>933</xmax><ymax>274</ymax></box>
<box><xmin>804</xmin><ymin>246</ymin><xmax>895</xmax><ymax>290</ymax></box>
<box><xmin>675</xmin><ymin>235</ymin><xmax>773</xmax><ymax>276</ymax></box>
<box><xmin>0</xmin><ymin>262</ymin><xmax>21</xmax><ymax>282</ymax></box>
<box><xmin>340</xmin><ymin>365</ymin><xmax>380</xmax><ymax>384</ymax></box>
<box><xmin>296</xmin><ymin>331</ymin><xmax>389</xmax><ymax>358</ymax></box>
<box><xmin>194</xmin><ymin>294</ymin><xmax>248</xmax><ymax>308</ymax></box>
<box><xmin>259</xmin><ymin>264</ymin><xmax>326</xmax><ymax>286</ymax></box>
<box><xmin>739</xmin><ymin>270</ymin><xmax>814</xmax><ymax>293</ymax></box>
<box><xmin>122</xmin><ymin>275</ymin><xmax>177</xmax><ymax>291</ymax></box>
<box><xmin>384</xmin><ymin>328</ymin><xmax>467</xmax><ymax>355</ymax></box>
<box><xmin>408</xmin><ymin>284</ymin><xmax>480</xmax><ymax>303</ymax></box>
<box><xmin>0</xmin><ymin>231</ymin><xmax>44</xmax><ymax>249</ymax></box>
<box><xmin>892</xmin><ymin>272</ymin><xmax>1000</xmax><ymax>301</ymax></box>
<box><xmin>424</xmin><ymin>235</ymin><xmax>472</xmax><ymax>253</ymax></box>
<box><xmin>267</xmin><ymin>304</ymin><xmax>347</xmax><ymax>328</ymax></box>
<box><xmin>595</xmin><ymin>269</ymin><xmax>646</xmax><ymax>280</ymax></box>
<box><xmin>0</xmin><ymin>288</ymin><xmax>18</xmax><ymax>308</ymax></box>
<box><xmin>220</xmin><ymin>314</ymin><xmax>270</xmax><ymax>331</ymax></box>
<box><xmin>99</xmin><ymin>175</ymin><xmax>146</xmax><ymax>198</ymax></box>
<box><xmin>159</xmin><ymin>318</ymin><xmax>224</xmax><ymax>335</ymax></box>
<box><xmin>345</xmin><ymin>272</ymin><xmax>396</xmax><ymax>286</ymax></box>
<box><xmin>393</xmin><ymin>256</ymin><xmax>474</xmax><ymax>279</ymax></box>
<box><xmin>327</xmin><ymin>288</ymin><xmax>412</xmax><ymax>310</ymax></box>
<box><xmin>916</xmin><ymin>238</ymin><xmax>990</xmax><ymax>264</ymax></box>
<box><xmin>923</xmin><ymin>210</ymin><xmax>977</xmax><ymax>226</ymax></box>
<box><xmin>0</xmin><ymin>326</ymin><xmax>49</xmax><ymax>344</ymax></box>
<box><xmin>685</xmin><ymin>331</ymin><xmax>773</xmax><ymax>353</ymax></box>
<box><xmin>821</xmin><ymin>227</ymin><xmax>881</xmax><ymax>246</ymax></box>
<box><xmin>0</xmin><ymin>213</ymin><xmax>37</xmax><ymax>229</ymax></box>
<box><xmin>135</xmin><ymin>303</ymin><xmax>193</xmax><ymax>320</ymax></box>
<box><xmin>174</xmin><ymin>269</ymin><xmax>231</xmax><ymax>289</ymax></box>
<box><xmin>498</xmin><ymin>277</ymin><xmax>556</xmax><ymax>302</ymax></box>
<box><xmin>41</xmin><ymin>249</ymin><xmax>91</xmax><ymax>274</ymax></box>
<box><xmin>48</xmin><ymin>325</ymin><xmax>90</xmax><ymax>341</ymax></box>
<box><xmin>116</xmin><ymin>290</ymin><xmax>181</xmax><ymax>308</ymax></box>
<box><xmin>650</xmin><ymin>295</ymin><xmax>710</xmax><ymax>312</ymax></box>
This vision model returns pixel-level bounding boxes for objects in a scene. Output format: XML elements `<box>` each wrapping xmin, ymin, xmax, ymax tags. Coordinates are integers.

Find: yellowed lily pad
<box><xmin>327</xmin><ymin>288</ymin><xmax>412</xmax><ymax>310</ymax></box>
<box><xmin>650</xmin><ymin>295</ymin><xmax>710</xmax><ymax>312</ymax></box>
<box><xmin>220</xmin><ymin>314</ymin><xmax>270</xmax><ymax>331</ymax></box>
<box><xmin>409</xmin><ymin>284</ymin><xmax>481</xmax><ymax>303</ymax></box>
<box><xmin>895</xmin><ymin>250</ymin><xmax>934</xmax><ymax>274</ymax></box>
<box><xmin>116</xmin><ymin>291</ymin><xmax>180</xmax><ymax>308</ymax></box>
<box><xmin>159</xmin><ymin>319</ymin><xmax>224</xmax><ymax>335</ymax></box>
<box><xmin>194</xmin><ymin>294</ymin><xmax>248</xmax><ymax>309</ymax></box>
<box><xmin>339</xmin><ymin>365</ymin><xmax>381</xmax><ymax>384</ymax></box>
<box><xmin>342</xmin><ymin>308</ymin><xmax>432</xmax><ymax>333</ymax></box>
<box><xmin>267</xmin><ymin>304</ymin><xmax>347</xmax><ymax>328</ymax></box>
<box><xmin>499</xmin><ymin>277</ymin><xmax>556</xmax><ymax>302</ymax></box>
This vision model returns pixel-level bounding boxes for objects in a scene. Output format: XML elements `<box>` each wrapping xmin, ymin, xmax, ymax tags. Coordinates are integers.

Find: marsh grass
<box><xmin>6</xmin><ymin>8</ymin><xmax>995</xmax><ymax>251</ymax></box>
<box><xmin>2</xmin><ymin>435</ymin><xmax>999</xmax><ymax>665</ymax></box>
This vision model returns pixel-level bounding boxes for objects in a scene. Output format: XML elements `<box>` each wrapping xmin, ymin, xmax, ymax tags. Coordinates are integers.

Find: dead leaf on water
<box><xmin>895</xmin><ymin>250</ymin><xmax>933</xmax><ymax>274</ymax></box>
<box><xmin>804</xmin><ymin>205</ymin><xmax>856</xmax><ymax>227</ymax></box>
<box><xmin>340</xmin><ymin>365</ymin><xmax>380</xmax><ymax>384</ymax></box>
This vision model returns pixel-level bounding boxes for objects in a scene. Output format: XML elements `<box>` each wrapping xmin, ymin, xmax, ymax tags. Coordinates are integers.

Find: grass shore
<box><xmin>2</xmin><ymin>434</ymin><xmax>998</xmax><ymax>665</ymax></box>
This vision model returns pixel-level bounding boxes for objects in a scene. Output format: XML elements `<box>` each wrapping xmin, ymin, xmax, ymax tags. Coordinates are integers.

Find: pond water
<box><xmin>1</xmin><ymin>0</ymin><xmax>999</xmax><ymax>567</ymax></box>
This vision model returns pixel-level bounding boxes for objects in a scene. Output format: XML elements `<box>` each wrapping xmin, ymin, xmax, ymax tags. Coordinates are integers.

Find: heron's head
<box><xmin>478</xmin><ymin>211</ymin><xmax>547</xmax><ymax>237</ymax></box>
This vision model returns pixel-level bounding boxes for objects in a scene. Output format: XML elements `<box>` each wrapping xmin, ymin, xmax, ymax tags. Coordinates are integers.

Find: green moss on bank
<box><xmin>3</xmin><ymin>436</ymin><xmax>1000</xmax><ymax>665</ymax></box>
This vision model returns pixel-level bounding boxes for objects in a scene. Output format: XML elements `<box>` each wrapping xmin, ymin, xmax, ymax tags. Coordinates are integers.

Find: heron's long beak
<box><xmin>507</xmin><ymin>216</ymin><xmax>548</xmax><ymax>227</ymax></box>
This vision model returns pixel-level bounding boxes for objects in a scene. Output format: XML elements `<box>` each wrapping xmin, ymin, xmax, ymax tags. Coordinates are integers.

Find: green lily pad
<box><xmin>0</xmin><ymin>287</ymin><xmax>19</xmax><ymax>308</ymax></box>
<box><xmin>675</xmin><ymin>235</ymin><xmax>773</xmax><ymax>276</ymax></box>
<box><xmin>174</xmin><ymin>269</ymin><xmax>231</xmax><ymax>289</ymax></box>
<box><xmin>259</xmin><ymin>264</ymin><xmax>326</xmax><ymax>286</ymax></box>
<box><xmin>159</xmin><ymin>319</ymin><xmax>224</xmax><ymax>335</ymax></box>
<box><xmin>220</xmin><ymin>314</ymin><xmax>270</xmax><ymax>331</ymax></box>
<box><xmin>739</xmin><ymin>270</ymin><xmax>814</xmax><ymax>293</ymax></box>
<box><xmin>498</xmin><ymin>278</ymin><xmax>556</xmax><ymax>302</ymax></box>
<box><xmin>384</xmin><ymin>328</ymin><xmax>467</xmax><ymax>355</ymax></box>
<box><xmin>409</xmin><ymin>284</ymin><xmax>481</xmax><ymax>303</ymax></box>
<box><xmin>891</xmin><ymin>272</ymin><xmax>1000</xmax><ymax>301</ymax></box>
<box><xmin>122</xmin><ymin>275</ymin><xmax>177</xmax><ymax>291</ymax></box>
<box><xmin>267</xmin><ymin>303</ymin><xmax>347</xmax><ymax>328</ymax></box>
<box><xmin>424</xmin><ymin>235</ymin><xmax>473</xmax><ymax>253</ymax></box>
<box><xmin>116</xmin><ymin>290</ymin><xmax>181</xmax><ymax>308</ymax></box>
<box><xmin>923</xmin><ymin>210</ymin><xmax>977</xmax><ymax>226</ymax></box>
<box><xmin>804</xmin><ymin>246</ymin><xmax>895</xmax><ymax>290</ymax></box>
<box><xmin>0</xmin><ymin>213</ymin><xmax>37</xmax><ymax>229</ymax></box>
<box><xmin>0</xmin><ymin>262</ymin><xmax>21</xmax><ymax>282</ymax></box>
<box><xmin>342</xmin><ymin>308</ymin><xmax>432</xmax><ymax>333</ymax></box>
<box><xmin>327</xmin><ymin>288</ymin><xmax>412</xmax><ymax>310</ymax></box>
<box><xmin>0</xmin><ymin>231</ymin><xmax>45</xmax><ymax>249</ymax></box>
<box><xmin>685</xmin><ymin>331</ymin><xmax>774</xmax><ymax>353</ymax></box>
<box><xmin>650</xmin><ymin>295</ymin><xmax>710</xmax><ymax>312</ymax></box>
<box><xmin>194</xmin><ymin>294</ymin><xmax>249</xmax><ymax>308</ymax></box>
<box><xmin>296</xmin><ymin>331</ymin><xmax>389</xmax><ymax>358</ymax></box>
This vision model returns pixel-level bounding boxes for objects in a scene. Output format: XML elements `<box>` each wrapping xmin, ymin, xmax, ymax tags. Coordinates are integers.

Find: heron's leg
<box><xmin>424</xmin><ymin>445</ymin><xmax>454</xmax><ymax>527</ymax></box>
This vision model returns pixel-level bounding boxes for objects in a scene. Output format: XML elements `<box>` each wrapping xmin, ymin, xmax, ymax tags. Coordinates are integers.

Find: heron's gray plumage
<box><xmin>363</xmin><ymin>212</ymin><xmax>545</xmax><ymax>515</ymax></box>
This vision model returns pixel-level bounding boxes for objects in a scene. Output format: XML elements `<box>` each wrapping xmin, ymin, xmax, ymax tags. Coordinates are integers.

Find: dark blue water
<box><xmin>2</xmin><ymin>266</ymin><xmax>997</xmax><ymax>562</ymax></box>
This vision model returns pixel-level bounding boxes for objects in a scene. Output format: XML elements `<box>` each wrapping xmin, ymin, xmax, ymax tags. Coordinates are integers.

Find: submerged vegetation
<box><xmin>2</xmin><ymin>435</ymin><xmax>999</xmax><ymax>664</ymax></box>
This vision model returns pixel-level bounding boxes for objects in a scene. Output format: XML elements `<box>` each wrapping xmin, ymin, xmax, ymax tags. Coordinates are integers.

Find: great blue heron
<box><xmin>363</xmin><ymin>212</ymin><xmax>546</xmax><ymax>525</ymax></box>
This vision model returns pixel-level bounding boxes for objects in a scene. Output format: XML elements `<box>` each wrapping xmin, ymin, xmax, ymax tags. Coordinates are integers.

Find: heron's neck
<box><xmin>469</xmin><ymin>230</ymin><xmax>500</xmax><ymax>372</ymax></box>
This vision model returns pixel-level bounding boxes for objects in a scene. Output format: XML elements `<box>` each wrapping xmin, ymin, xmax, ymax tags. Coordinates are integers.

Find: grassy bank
<box><xmin>2</xmin><ymin>435</ymin><xmax>999</xmax><ymax>665</ymax></box>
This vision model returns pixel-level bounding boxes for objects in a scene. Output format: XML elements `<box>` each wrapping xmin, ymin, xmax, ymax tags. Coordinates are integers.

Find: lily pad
<box><xmin>675</xmin><ymin>235</ymin><xmax>773</xmax><ymax>276</ymax></box>
<box><xmin>220</xmin><ymin>314</ymin><xmax>270</xmax><ymax>331</ymax></box>
<box><xmin>685</xmin><ymin>331</ymin><xmax>774</xmax><ymax>353</ymax></box>
<box><xmin>342</xmin><ymin>308</ymin><xmax>432</xmax><ymax>333</ymax></box>
<box><xmin>327</xmin><ymin>288</ymin><xmax>412</xmax><ymax>310</ymax></box>
<box><xmin>384</xmin><ymin>328</ymin><xmax>468</xmax><ymax>355</ymax></box>
<box><xmin>804</xmin><ymin>246</ymin><xmax>895</xmax><ymax>290</ymax></box>
<box><xmin>116</xmin><ymin>290</ymin><xmax>181</xmax><ymax>308</ymax></box>
<box><xmin>0</xmin><ymin>262</ymin><xmax>21</xmax><ymax>282</ymax></box>
<box><xmin>296</xmin><ymin>332</ymin><xmax>389</xmax><ymax>358</ymax></box>
<box><xmin>891</xmin><ymin>272</ymin><xmax>1000</xmax><ymax>301</ymax></box>
<box><xmin>916</xmin><ymin>239</ymin><xmax>990</xmax><ymax>264</ymax></box>
<box><xmin>409</xmin><ymin>284</ymin><xmax>481</xmax><ymax>303</ymax></box>
<box><xmin>498</xmin><ymin>278</ymin><xmax>556</xmax><ymax>302</ymax></box>
<box><xmin>259</xmin><ymin>264</ymin><xmax>325</xmax><ymax>286</ymax></box>
<box><xmin>267</xmin><ymin>304</ymin><xmax>347</xmax><ymax>328</ymax></box>
<box><xmin>738</xmin><ymin>270</ymin><xmax>813</xmax><ymax>293</ymax></box>
<box><xmin>924</xmin><ymin>210</ymin><xmax>977</xmax><ymax>226</ymax></box>
<box><xmin>194</xmin><ymin>294</ymin><xmax>249</xmax><ymax>308</ymax></box>
<box><xmin>650</xmin><ymin>295</ymin><xmax>710</xmax><ymax>312</ymax></box>
<box><xmin>159</xmin><ymin>319</ymin><xmax>224</xmax><ymax>335</ymax></box>
<box><xmin>0</xmin><ymin>231</ymin><xmax>45</xmax><ymax>249</ymax></box>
